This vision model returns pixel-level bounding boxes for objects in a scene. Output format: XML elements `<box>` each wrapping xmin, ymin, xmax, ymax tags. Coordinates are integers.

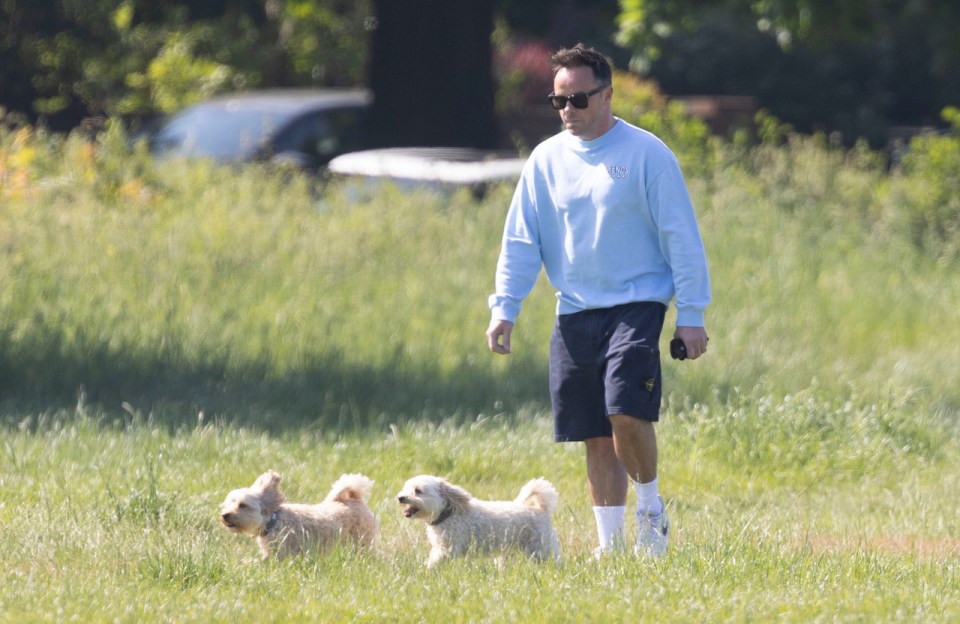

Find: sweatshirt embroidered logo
<box><xmin>606</xmin><ymin>165</ymin><xmax>628</xmax><ymax>179</ymax></box>
<box><xmin>645</xmin><ymin>378</ymin><xmax>656</xmax><ymax>392</ymax></box>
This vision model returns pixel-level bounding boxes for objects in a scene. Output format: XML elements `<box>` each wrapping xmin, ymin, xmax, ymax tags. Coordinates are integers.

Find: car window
<box><xmin>327</xmin><ymin>107</ymin><xmax>369</xmax><ymax>154</ymax></box>
<box><xmin>272</xmin><ymin>106</ymin><xmax>370</xmax><ymax>166</ymax></box>
<box><xmin>153</xmin><ymin>106</ymin><xmax>292</xmax><ymax>161</ymax></box>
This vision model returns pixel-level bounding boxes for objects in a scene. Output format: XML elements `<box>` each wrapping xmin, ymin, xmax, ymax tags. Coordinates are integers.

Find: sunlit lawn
<box><xmin>0</xmin><ymin>123</ymin><xmax>958</xmax><ymax>622</ymax></box>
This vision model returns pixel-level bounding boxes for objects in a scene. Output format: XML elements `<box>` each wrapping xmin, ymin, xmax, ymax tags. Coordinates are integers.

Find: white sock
<box><xmin>593</xmin><ymin>505</ymin><xmax>626</xmax><ymax>550</ymax></box>
<box><xmin>633</xmin><ymin>477</ymin><xmax>662</xmax><ymax>516</ymax></box>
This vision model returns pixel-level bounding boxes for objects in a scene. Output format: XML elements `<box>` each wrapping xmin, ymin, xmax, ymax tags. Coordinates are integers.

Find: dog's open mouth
<box><xmin>402</xmin><ymin>506</ymin><xmax>419</xmax><ymax>519</ymax></box>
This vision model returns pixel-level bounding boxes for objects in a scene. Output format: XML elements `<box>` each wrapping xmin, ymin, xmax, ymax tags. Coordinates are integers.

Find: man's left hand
<box><xmin>675</xmin><ymin>326</ymin><xmax>709</xmax><ymax>360</ymax></box>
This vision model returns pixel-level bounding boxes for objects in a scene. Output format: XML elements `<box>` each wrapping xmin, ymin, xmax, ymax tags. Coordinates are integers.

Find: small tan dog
<box><xmin>219</xmin><ymin>470</ymin><xmax>377</xmax><ymax>559</ymax></box>
<box><xmin>396</xmin><ymin>475</ymin><xmax>560</xmax><ymax>567</ymax></box>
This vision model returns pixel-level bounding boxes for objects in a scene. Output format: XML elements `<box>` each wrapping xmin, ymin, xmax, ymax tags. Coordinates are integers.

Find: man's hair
<box><xmin>550</xmin><ymin>43</ymin><xmax>612</xmax><ymax>85</ymax></box>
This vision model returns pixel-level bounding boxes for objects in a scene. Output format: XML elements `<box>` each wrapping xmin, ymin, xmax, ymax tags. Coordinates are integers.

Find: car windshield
<box><xmin>152</xmin><ymin>104</ymin><xmax>293</xmax><ymax>161</ymax></box>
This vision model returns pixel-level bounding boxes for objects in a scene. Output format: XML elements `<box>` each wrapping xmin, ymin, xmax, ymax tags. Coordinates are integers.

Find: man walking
<box><xmin>486</xmin><ymin>43</ymin><xmax>711</xmax><ymax>557</ymax></box>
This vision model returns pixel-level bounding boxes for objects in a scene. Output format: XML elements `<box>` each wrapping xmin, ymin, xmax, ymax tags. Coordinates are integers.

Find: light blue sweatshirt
<box><xmin>489</xmin><ymin>118</ymin><xmax>711</xmax><ymax>326</ymax></box>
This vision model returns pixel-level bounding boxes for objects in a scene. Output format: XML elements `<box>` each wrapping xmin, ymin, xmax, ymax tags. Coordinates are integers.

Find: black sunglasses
<box><xmin>547</xmin><ymin>84</ymin><xmax>608</xmax><ymax>110</ymax></box>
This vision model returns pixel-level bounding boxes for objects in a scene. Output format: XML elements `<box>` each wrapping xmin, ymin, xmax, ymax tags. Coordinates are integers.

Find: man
<box><xmin>486</xmin><ymin>44</ymin><xmax>711</xmax><ymax>558</ymax></box>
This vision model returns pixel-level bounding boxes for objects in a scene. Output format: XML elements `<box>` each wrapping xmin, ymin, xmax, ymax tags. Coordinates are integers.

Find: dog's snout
<box><xmin>398</xmin><ymin>495</ymin><xmax>408</xmax><ymax>504</ymax></box>
<box><xmin>221</xmin><ymin>513</ymin><xmax>232</xmax><ymax>521</ymax></box>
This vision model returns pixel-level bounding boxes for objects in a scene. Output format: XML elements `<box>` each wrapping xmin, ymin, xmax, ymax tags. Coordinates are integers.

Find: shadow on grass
<box><xmin>0</xmin><ymin>341</ymin><xmax>550</xmax><ymax>434</ymax></box>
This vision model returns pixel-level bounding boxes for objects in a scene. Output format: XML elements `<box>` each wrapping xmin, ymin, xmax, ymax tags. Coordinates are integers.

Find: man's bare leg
<box><xmin>585</xmin><ymin>436</ymin><xmax>628</xmax><ymax>506</ymax></box>
<box><xmin>585</xmin><ymin>436</ymin><xmax>628</xmax><ymax>552</ymax></box>
<box><xmin>609</xmin><ymin>415</ymin><xmax>657</xmax><ymax>484</ymax></box>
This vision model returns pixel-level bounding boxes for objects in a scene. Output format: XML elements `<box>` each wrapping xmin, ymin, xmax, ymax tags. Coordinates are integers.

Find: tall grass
<box><xmin>1</xmin><ymin>118</ymin><xmax>958</xmax><ymax>622</ymax></box>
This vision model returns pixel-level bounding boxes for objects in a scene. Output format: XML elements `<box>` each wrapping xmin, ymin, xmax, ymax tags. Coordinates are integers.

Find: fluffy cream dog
<box><xmin>219</xmin><ymin>470</ymin><xmax>377</xmax><ymax>559</ymax></box>
<box><xmin>396</xmin><ymin>475</ymin><xmax>560</xmax><ymax>567</ymax></box>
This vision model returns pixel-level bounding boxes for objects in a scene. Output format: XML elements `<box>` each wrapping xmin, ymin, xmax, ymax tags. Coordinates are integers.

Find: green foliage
<box><xmin>0</xmin><ymin>1</ymin><xmax>373</xmax><ymax>123</ymax></box>
<box><xmin>138</xmin><ymin>31</ymin><xmax>235</xmax><ymax>113</ymax></box>
<box><xmin>609</xmin><ymin>70</ymin><xmax>713</xmax><ymax>174</ymax></box>
<box><xmin>615</xmin><ymin>1</ymin><xmax>960</xmax><ymax>146</ymax></box>
<box><xmin>616</xmin><ymin>0</ymin><xmax>954</xmax><ymax>62</ymax></box>
<box><xmin>281</xmin><ymin>0</ymin><xmax>373</xmax><ymax>85</ymax></box>
<box><xmin>891</xmin><ymin>107</ymin><xmax>960</xmax><ymax>263</ymax></box>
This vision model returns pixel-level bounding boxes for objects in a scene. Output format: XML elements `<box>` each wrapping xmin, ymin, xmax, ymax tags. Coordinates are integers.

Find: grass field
<box><xmin>1</xmin><ymin>121</ymin><xmax>958</xmax><ymax>622</ymax></box>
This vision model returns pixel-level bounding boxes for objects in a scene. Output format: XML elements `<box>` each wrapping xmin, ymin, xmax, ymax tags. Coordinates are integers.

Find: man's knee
<box><xmin>609</xmin><ymin>414</ymin><xmax>655</xmax><ymax>433</ymax></box>
<box><xmin>584</xmin><ymin>435</ymin><xmax>615</xmax><ymax>453</ymax></box>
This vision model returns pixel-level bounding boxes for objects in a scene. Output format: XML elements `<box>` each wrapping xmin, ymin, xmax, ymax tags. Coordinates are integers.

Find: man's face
<box><xmin>552</xmin><ymin>65</ymin><xmax>611</xmax><ymax>140</ymax></box>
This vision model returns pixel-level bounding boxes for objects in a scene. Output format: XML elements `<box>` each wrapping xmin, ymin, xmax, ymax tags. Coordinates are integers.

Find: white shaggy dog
<box><xmin>219</xmin><ymin>470</ymin><xmax>377</xmax><ymax>560</ymax></box>
<box><xmin>396</xmin><ymin>475</ymin><xmax>560</xmax><ymax>567</ymax></box>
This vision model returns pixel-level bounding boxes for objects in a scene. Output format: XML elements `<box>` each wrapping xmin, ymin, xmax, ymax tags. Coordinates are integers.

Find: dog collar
<box><xmin>430</xmin><ymin>505</ymin><xmax>454</xmax><ymax>526</ymax></box>
<box><xmin>261</xmin><ymin>511</ymin><xmax>280</xmax><ymax>536</ymax></box>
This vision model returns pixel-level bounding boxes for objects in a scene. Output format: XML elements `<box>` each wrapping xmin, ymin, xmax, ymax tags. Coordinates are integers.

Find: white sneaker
<box><xmin>634</xmin><ymin>497</ymin><xmax>669</xmax><ymax>558</ymax></box>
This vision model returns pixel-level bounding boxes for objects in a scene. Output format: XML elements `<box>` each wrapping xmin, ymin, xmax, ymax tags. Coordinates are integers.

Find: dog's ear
<box><xmin>438</xmin><ymin>479</ymin><xmax>471</xmax><ymax>514</ymax></box>
<box><xmin>253</xmin><ymin>470</ymin><xmax>282</xmax><ymax>492</ymax></box>
<box><xmin>252</xmin><ymin>471</ymin><xmax>286</xmax><ymax>511</ymax></box>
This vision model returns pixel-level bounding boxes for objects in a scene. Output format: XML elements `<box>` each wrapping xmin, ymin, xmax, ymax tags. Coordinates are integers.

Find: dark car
<box><xmin>147</xmin><ymin>89</ymin><xmax>372</xmax><ymax>170</ymax></box>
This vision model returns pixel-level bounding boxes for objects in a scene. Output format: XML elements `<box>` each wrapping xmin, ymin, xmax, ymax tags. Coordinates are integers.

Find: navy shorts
<box><xmin>549</xmin><ymin>301</ymin><xmax>666</xmax><ymax>442</ymax></box>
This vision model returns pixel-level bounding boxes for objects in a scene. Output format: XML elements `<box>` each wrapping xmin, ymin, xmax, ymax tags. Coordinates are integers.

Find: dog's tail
<box><xmin>516</xmin><ymin>478</ymin><xmax>558</xmax><ymax>515</ymax></box>
<box><xmin>325</xmin><ymin>474</ymin><xmax>374</xmax><ymax>504</ymax></box>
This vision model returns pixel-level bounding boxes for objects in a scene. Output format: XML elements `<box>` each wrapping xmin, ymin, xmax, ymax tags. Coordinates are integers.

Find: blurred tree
<box><xmin>615</xmin><ymin>0</ymin><xmax>960</xmax><ymax>144</ymax></box>
<box><xmin>492</xmin><ymin>0</ymin><xmax>628</xmax><ymax>110</ymax></box>
<box><xmin>368</xmin><ymin>0</ymin><xmax>497</xmax><ymax>148</ymax></box>
<box><xmin>497</xmin><ymin>0</ymin><xmax>623</xmax><ymax>59</ymax></box>
<box><xmin>0</xmin><ymin>0</ymin><xmax>372</xmax><ymax>129</ymax></box>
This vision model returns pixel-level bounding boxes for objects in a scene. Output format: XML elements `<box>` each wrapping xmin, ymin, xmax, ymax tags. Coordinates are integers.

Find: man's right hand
<box><xmin>486</xmin><ymin>319</ymin><xmax>514</xmax><ymax>355</ymax></box>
